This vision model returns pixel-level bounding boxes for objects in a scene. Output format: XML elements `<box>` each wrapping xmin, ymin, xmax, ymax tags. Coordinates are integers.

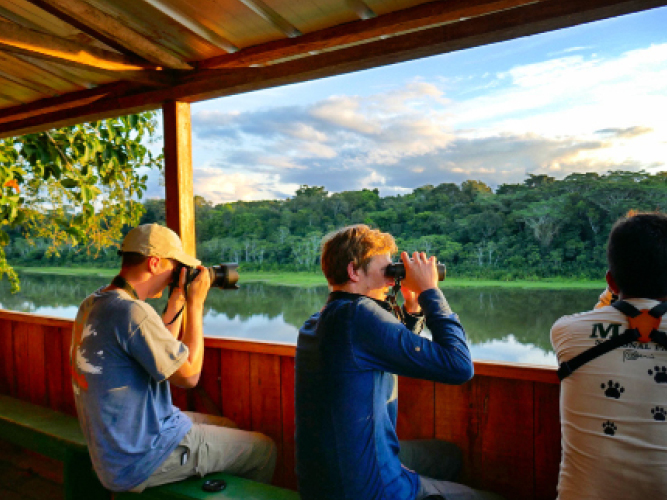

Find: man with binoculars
<box><xmin>295</xmin><ymin>224</ymin><xmax>501</xmax><ymax>500</ymax></box>
<box><xmin>70</xmin><ymin>223</ymin><xmax>276</xmax><ymax>492</ymax></box>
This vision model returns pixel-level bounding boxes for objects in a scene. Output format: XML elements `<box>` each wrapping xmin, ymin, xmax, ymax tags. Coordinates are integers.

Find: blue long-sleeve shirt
<box><xmin>295</xmin><ymin>288</ymin><xmax>473</xmax><ymax>500</ymax></box>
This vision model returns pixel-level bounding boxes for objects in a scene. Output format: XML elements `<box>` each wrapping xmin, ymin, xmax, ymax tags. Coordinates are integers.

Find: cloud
<box><xmin>309</xmin><ymin>96</ymin><xmax>381</xmax><ymax>134</ymax></box>
<box><xmin>595</xmin><ymin>126</ymin><xmax>653</xmax><ymax>139</ymax></box>
<box><xmin>548</xmin><ymin>46</ymin><xmax>593</xmax><ymax>56</ymax></box>
<box><xmin>452</xmin><ymin>43</ymin><xmax>667</xmax><ymax>135</ymax></box>
<box><xmin>193</xmin><ymin>167</ymin><xmax>299</xmax><ymax>202</ymax></box>
<box><xmin>186</xmin><ymin>43</ymin><xmax>666</xmax><ymax>203</ymax></box>
<box><xmin>194</xmin><ymin>128</ymin><xmax>653</xmax><ymax>199</ymax></box>
<box><xmin>470</xmin><ymin>335</ymin><xmax>557</xmax><ymax>365</ymax></box>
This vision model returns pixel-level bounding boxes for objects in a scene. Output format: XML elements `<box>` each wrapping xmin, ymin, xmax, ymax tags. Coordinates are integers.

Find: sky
<box><xmin>145</xmin><ymin>7</ymin><xmax>667</xmax><ymax>203</ymax></box>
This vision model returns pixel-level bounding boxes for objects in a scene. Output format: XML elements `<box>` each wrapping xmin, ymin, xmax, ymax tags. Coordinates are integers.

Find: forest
<box><xmin>5</xmin><ymin>170</ymin><xmax>666</xmax><ymax>281</ymax></box>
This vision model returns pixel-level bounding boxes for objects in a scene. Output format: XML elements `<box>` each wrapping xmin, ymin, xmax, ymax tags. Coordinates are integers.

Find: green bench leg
<box><xmin>63</xmin><ymin>449</ymin><xmax>111</xmax><ymax>500</ymax></box>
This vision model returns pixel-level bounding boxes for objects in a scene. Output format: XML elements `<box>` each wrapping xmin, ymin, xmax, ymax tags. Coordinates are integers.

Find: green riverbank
<box><xmin>15</xmin><ymin>267</ymin><xmax>605</xmax><ymax>289</ymax></box>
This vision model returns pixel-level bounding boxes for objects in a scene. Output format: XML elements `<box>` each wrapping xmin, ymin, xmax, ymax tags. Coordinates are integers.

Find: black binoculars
<box><xmin>385</xmin><ymin>262</ymin><xmax>446</xmax><ymax>281</ymax></box>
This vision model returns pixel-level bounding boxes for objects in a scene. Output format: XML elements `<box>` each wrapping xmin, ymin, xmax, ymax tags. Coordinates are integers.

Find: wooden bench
<box><xmin>0</xmin><ymin>394</ymin><xmax>300</xmax><ymax>500</ymax></box>
<box><xmin>116</xmin><ymin>472</ymin><xmax>301</xmax><ymax>499</ymax></box>
<box><xmin>0</xmin><ymin>394</ymin><xmax>110</xmax><ymax>500</ymax></box>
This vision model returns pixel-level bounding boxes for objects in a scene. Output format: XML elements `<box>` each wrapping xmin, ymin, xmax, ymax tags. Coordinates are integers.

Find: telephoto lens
<box><xmin>171</xmin><ymin>263</ymin><xmax>240</xmax><ymax>291</ymax></box>
<box><xmin>385</xmin><ymin>262</ymin><xmax>446</xmax><ymax>281</ymax></box>
<box><xmin>208</xmin><ymin>263</ymin><xmax>239</xmax><ymax>289</ymax></box>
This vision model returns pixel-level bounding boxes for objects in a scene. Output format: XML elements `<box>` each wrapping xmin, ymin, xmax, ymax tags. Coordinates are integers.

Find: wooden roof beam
<box><xmin>0</xmin><ymin>20</ymin><xmax>158</xmax><ymax>72</ymax></box>
<box><xmin>0</xmin><ymin>81</ymin><xmax>145</xmax><ymax>127</ymax></box>
<box><xmin>25</xmin><ymin>0</ymin><xmax>193</xmax><ymax>70</ymax></box>
<box><xmin>199</xmin><ymin>0</ymin><xmax>539</xmax><ymax>69</ymax></box>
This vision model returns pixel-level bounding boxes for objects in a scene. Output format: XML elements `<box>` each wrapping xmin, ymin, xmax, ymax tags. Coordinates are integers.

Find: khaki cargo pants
<box><xmin>131</xmin><ymin>411</ymin><xmax>277</xmax><ymax>492</ymax></box>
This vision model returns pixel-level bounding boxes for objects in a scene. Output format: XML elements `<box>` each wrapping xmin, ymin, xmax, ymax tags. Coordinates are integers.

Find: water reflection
<box><xmin>0</xmin><ymin>274</ymin><xmax>602</xmax><ymax>366</ymax></box>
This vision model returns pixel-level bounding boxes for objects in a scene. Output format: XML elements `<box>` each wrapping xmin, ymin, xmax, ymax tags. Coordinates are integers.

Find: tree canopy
<box><xmin>0</xmin><ymin>112</ymin><xmax>162</xmax><ymax>291</ymax></box>
<box><xmin>6</xmin><ymin>169</ymin><xmax>664</xmax><ymax>282</ymax></box>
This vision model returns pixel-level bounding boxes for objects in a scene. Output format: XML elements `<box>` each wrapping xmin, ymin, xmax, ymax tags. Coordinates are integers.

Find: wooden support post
<box><xmin>162</xmin><ymin>101</ymin><xmax>196</xmax><ymax>259</ymax></box>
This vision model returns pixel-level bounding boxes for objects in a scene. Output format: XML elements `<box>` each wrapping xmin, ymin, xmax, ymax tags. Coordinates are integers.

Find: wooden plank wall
<box><xmin>0</xmin><ymin>310</ymin><xmax>561</xmax><ymax>498</ymax></box>
<box><xmin>0</xmin><ymin>314</ymin><xmax>76</xmax><ymax>417</ymax></box>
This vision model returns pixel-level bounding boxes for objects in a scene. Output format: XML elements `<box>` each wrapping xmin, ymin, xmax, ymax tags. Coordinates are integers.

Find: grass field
<box><xmin>16</xmin><ymin>267</ymin><xmax>605</xmax><ymax>289</ymax></box>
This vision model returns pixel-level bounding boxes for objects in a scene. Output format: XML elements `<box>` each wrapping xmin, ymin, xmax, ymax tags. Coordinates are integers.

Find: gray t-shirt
<box><xmin>71</xmin><ymin>288</ymin><xmax>192</xmax><ymax>491</ymax></box>
<box><xmin>551</xmin><ymin>296</ymin><xmax>667</xmax><ymax>500</ymax></box>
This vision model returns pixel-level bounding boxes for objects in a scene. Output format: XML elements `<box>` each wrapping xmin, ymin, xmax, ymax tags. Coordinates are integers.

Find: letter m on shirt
<box><xmin>590</xmin><ymin>323</ymin><xmax>622</xmax><ymax>339</ymax></box>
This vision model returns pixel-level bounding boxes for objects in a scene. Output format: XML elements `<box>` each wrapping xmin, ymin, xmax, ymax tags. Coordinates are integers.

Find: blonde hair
<box><xmin>320</xmin><ymin>225</ymin><xmax>397</xmax><ymax>285</ymax></box>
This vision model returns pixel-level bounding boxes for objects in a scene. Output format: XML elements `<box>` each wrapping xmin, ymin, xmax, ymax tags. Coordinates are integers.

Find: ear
<box><xmin>347</xmin><ymin>261</ymin><xmax>361</xmax><ymax>283</ymax></box>
<box><xmin>147</xmin><ymin>256</ymin><xmax>162</xmax><ymax>274</ymax></box>
<box><xmin>605</xmin><ymin>270</ymin><xmax>620</xmax><ymax>295</ymax></box>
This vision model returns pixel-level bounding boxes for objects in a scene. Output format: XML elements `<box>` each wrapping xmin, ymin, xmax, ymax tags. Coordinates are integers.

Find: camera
<box><xmin>385</xmin><ymin>262</ymin><xmax>446</xmax><ymax>281</ymax></box>
<box><xmin>172</xmin><ymin>263</ymin><xmax>239</xmax><ymax>291</ymax></box>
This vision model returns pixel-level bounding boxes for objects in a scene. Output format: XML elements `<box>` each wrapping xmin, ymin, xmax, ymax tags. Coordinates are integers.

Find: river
<box><xmin>0</xmin><ymin>273</ymin><xmax>604</xmax><ymax>366</ymax></box>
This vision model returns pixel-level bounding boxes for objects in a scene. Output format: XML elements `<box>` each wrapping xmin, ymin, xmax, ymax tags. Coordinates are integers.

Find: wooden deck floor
<box><xmin>0</xmin><ymin>461</ymin><xmax>63</xmax><ymax>500</ymax></box>
<box><xmin>0</xmin><ymin>442</ymin><xmax>64</xmax><ymax>500</ymax></box>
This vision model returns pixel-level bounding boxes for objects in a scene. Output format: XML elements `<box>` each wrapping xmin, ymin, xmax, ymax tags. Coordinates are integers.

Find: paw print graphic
<box><xmin>648</xmin><ymin>366</ymin><xmax>667</xmax><ymax>384</ymax></box>
<box><xmin>601</xmin><ymin>380</ymin><xmax>625</xmax><ymax>399</ymax></box>
<box><xmin>602</xmin><ymin>421</ymin><xmax>617</xmax><ymax>436</ymax></box>
<box><xmin>651</xmin><ymin>407</ymin><xmax>666</xmax><ymax>422</ymax></box>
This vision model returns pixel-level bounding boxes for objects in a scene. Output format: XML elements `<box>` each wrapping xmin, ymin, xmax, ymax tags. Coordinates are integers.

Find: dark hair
<box><xmin>120</xmin><ymin>252</ymin><xmax>149</xmax><ymax>269</ymax></box>
<box><xmin>321</xmin><ymin>225</ymin><xmax>397</xmax><ymax>285</ymax></box>
<box><xmin>607</xmin><ymin>212</ymin><xmax>666</xmax><ymax>299</ymax></box>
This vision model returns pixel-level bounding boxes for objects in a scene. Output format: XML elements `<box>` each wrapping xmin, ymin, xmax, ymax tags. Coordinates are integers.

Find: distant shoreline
<box><xmin>15</xmin><ymin>267</ymin><xmax>605</xmax><ymax>290</ymax></box>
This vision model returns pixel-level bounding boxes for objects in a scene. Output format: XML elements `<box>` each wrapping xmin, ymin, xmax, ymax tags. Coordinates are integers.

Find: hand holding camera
<box><xmin>185</xmin><ymin>265</ymin><xmax>211</xmax><ymax>307</ymax></box>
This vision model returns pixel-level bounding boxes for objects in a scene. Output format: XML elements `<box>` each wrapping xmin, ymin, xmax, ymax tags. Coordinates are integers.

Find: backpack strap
<box><xmin>649</xmin><ymin>301</ymin><xmax>667</xmax><ymax>318</ymax></box>
<box><xmin>612</xmin><ymin>300</ymin><xmax>666</xmax><ymax>346</ymax></box>
<box><xmin>648</xmin><ymin>302</ymin><xmax>667</xmax><ymax>347</ymax></box>
<box><xmin>557</xmin><ymin>300</ymin><xmax>666</xmax><ymax>381</ymax></box>
<box><xmin>557</xmin><ymin>329</ymin><xmax>639</xmax><ymax>380</ymax></box>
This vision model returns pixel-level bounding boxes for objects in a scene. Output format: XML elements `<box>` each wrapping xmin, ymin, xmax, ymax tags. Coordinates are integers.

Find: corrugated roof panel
<box><xmin>0</xmin><ymin>74</ymin><xmax>42</xmax><ymax>104</ymax></box>
<box><xmin>1</xmin><ymin>0</ymin><xmax>79</xmax><ymax>36</ymax></box>
<box><xmin>84</xmin><ymin>0</ymin><xmax>220</xmax><ymax>61</ymax></box>
<box><xmin>0</xmin><ymin>53</ymin><xmax>74</xmax><ymax>95</ymax></box>
<box><xmin>9</xmin><ymin>54</ymin><xmax>96</xmax><ymax>89</ymax></box>
<box><xmin>161</xmin><ymin>0</ymin><xmax>280</xmax><ymax>52</ymax></box>
<box><xmin>199</xmin><ymin>0</ymin><xmax>289</xmax><ymax>49</ymax></box>
<box><xmin>366</xmin><ymin>0</ymin><xmax>428</xmax><ymax>17</ymax></box>
<box><xmin>1</xmin><ymin>0</ymin><xmax>116</xmax><ymax>51</ymax></box>
<box><xmin>265</xmin><ymin>0</ymin><xmax>359</xmax><ymax>34</ymax></box>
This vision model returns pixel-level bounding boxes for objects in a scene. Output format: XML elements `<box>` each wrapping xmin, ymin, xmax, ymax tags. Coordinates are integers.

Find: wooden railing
<box><xmin>0</xmin><ymin>309</ymin><xmax>560</xmax><ymax>499</ymax></box>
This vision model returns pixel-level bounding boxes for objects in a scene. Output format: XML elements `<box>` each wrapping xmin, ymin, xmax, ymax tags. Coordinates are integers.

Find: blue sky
<box><xmin>147</xmin><ymin>7</ymin><xmax>667</xmax><ymax>203</ymax></box>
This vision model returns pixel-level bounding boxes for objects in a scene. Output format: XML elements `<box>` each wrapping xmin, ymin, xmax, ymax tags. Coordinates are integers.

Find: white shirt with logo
<box><xmin>550</xmin><ymin>293</ymin><xmax>666</xmax><ymax>500</ymax></box>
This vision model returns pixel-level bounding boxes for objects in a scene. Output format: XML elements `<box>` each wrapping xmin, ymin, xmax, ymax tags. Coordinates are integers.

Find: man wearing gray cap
<box><xmin>70</xmin><ymin>223</ymin><xmax>276</xmax><ymax>493</ymax></box>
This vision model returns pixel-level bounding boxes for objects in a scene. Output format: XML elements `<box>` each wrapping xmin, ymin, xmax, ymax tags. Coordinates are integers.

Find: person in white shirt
<box><xmin>551</xmin><ymin>212</ymin><xmax>666</xmax><ymax>500</ymax></box>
